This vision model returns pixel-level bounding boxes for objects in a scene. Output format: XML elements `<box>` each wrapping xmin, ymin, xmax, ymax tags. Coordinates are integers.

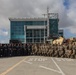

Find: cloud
<box><xmin>67</xmin><ymin>0</ymin><xmax>76</xmax><ymax>34</ymax></box>
<box><xmin>0</xmin><ymin>0</ymin><xmax>68</xmax><ymax>28</ymax></box>
<box><xmin>0</xmin><ymin>39</ymin><xmax>9</xmax><ymax>43</ymax></box>
<box><xmin>0</xmin><ymin>29</ymin><xmax>9</xmax><ymax>43</ymax></box>
<box><xmin>0</xmin><ymin>29</ymin><xmax>8</xmax><ymax>36</ymax></box>
<box><xmin>0</xmin><ymin>0</ymin><xmax>76</xmax><ymax>43</ymax></box>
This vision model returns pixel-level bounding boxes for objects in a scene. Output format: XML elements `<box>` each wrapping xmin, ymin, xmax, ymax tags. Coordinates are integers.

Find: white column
<box><xmin>44</xmin><ymin>17</ymin><xmax>46</xmax><ymax>43</ymax></box>
<box><xmin>42</xmin><ymin>14</ymin><xmax>46</xmax><ymax>43</ymax></box>
<box><xmin>24</xmin><ymin>25</ymin><xmax>26</xmax><ymax>43</ymax></box>
<box><xmin>40</xmin><ymin>29</ymin><xmax>41</xmax><ymax>43</ymax></box>
<box><xmin>47</xmin><ymin>7</ymin><xmax>50</xmax><ymax>38</ymax></box>
<box><xmin>32</xmin><ymin>29</ymin><xmax>34</xmax><ymax>43</ymax></box>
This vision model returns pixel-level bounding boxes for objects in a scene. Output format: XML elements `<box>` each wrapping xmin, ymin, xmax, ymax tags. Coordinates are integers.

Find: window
<box><xmin>34</xmin><ymin>38</ymin><xmax>40</xmax><ymax>42</ymax></box>
<box><xmin>26</xmin><ymin>29</ymin><xmax>32</xmax><ymax>37</ymax></box>
<box><xmin>26</xmin><ymin>39</ymin><xmax>32</xmax><ymax>43</ymax></box>
<box><xmin>34</xmin><ymin>29</ymin><xmax>40</xmax><ymax>37</ymax></box>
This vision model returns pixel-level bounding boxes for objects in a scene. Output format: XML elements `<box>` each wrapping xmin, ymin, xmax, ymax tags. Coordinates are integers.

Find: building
<box><xmin>58</xmin><ymin>29</ymin><xmax>64</xmax><ymax>37</ymax></box>
<box><xmin>9</xmin><ymin>13</ymin><xmax>63</xmax><ymax>43</ymax></box>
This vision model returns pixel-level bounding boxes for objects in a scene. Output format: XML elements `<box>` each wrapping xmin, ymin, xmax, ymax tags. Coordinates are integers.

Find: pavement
<box><xmin>0</xmin><ymin>56</ymin><xmax>76</xmax><ymax>75</ymax></box>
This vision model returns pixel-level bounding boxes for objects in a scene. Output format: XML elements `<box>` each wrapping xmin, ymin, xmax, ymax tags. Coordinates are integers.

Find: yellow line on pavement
<box><xmin>0</xmin><ymin>57</ymin><xmax>28</xmax><ymax>75</ymax></box>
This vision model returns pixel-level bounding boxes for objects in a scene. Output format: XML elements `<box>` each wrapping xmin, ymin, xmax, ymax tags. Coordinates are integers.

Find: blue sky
<box><xmin>64</xmin><ymin>29</ymin><xmax>76</xmax><ymax>38</ymax></box>
<box><xmin>0</xmin><ymin>0</ymin><xmax>76</xmax><ymax>43</ymax></box>
<box><xmin>63</xmin><ymin>0</ymin><xmax>70</xmax><ymax>9</ymax></box>
<box><xmin>63</xmin><ymin>0</ymin><xmax>76</xmax><ymax>38</ymax></box>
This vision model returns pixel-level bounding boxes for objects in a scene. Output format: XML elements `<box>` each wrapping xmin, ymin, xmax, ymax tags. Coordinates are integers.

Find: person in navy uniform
<box><xmin>16</xmin><ymin>44</ymin><xmax>20</xmax><ymax>56</ymax></box>
<box><xmin>23</xmin><ymin>44</ymin><xmax>26</xmax><ymax>56</ymax></box>
<box><xmin>0</xmin><ymin>44</ymin><xmax>1</xmax><ymax>57</ymax></box>
<box><xmin>27</xmin><ymin>44</ymin><xmax>32</xmax><ymax>55</ymax></box>
<box><xmin>21</xmin><ymin>44</ymin><xmax>24</xmax><ymax>56</ymax></box>
<box><xmin>8</xmin><ymin>44</ymin><xmax>13</xmax><ymax>57</ymax></box>
<box><xmin>0</xmin><ymin>44</ymin><xmax>4</xmax><ymax>57</ymax></box>
<box><xmin>3</xmin><ymin>44</ymin><xmax>8</xmax><ymax>57</ymax></box>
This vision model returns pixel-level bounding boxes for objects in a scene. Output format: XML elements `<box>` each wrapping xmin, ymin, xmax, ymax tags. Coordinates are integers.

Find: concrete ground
<box><xmin>0</xmin><ymin>56</ymin><xmax>76</xmax><ymax>75</ymax></box>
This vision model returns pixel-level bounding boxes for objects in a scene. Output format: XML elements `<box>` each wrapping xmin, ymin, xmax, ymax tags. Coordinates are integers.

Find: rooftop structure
<box><xmin>9</xmin><ymin>8</ymin><xmax>63</xmax><ymax>43</ymax></box>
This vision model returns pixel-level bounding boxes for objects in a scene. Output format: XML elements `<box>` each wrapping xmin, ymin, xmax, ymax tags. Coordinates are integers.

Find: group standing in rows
<box><xmin>0</xmin><ymin>40</ymin><xmax>76</xmax><ymax>59</ymax></box>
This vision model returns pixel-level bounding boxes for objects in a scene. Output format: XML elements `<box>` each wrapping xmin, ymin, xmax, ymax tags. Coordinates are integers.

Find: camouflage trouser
<box><xmin>58</xmin><ymin>50</ymin><xmax>65</xmax><ymax>57</ymax></box>
<box><xmin>70</xmin><ymin>50</ymin><xmax>76</xmax><ymax>59</ymax></box>
<box><xmin>53</xmin><ymin>50</ymin><xmax>59</xmax><ymax>57</ymax></box>
<box><xmin>50</xmin><ymin>49</ymin><xmax>54</xmax><ymax>57</ymax></box>
<box><xmin>64</xmin><ymin>50</ymin><xmax>72</xmax><ymax>58</ymax></box>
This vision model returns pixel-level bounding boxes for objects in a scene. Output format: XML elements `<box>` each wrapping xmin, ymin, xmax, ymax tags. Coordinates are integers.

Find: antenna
<box><xmin>47</xmin><ymin>6</ymin><xmax>49</xmax><ymax>14</ymax></box>
<box><xmin>42</xmin><ymin>7</ymin><xmax>50</xmax><ymax>38</ymax></box>
<box><xmin>42</xmin><ymin>7</ymin><xmax>59</xmax><ymax>40</ymax></box>
<box><xmin>47</xmin><ymin>6</ymin><xmax>50</xmax><ymax>18</ymax></box>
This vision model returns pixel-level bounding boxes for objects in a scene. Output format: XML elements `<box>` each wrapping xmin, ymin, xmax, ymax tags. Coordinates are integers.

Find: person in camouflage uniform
<box><xmin>58</xmin><ymin>44</ymin><xmax>65</xmax><ymax>57</ymax></box>
<box><xmin>70</xmin><ymin>43</ymin><xmax>76</xmax><ymax>58</ymax></box>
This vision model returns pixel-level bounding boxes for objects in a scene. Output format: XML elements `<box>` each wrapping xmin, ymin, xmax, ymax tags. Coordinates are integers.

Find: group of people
<box><xmin>32</xmin><ymin>42</ymin><xmax>76</xmax><ymax>58</ymax></box>
<box><xmin>0</xmin><ymin>43</ymin><xmax>32</xmax><ymax>57</ymax></box>
<box><xmin>31</xmin><ymin>38</ymin><xmax>76</xmax><ymax>58</ymax></box>
<box><xmin>0</xmin><ymin>41</ymin><xmax>76</xmax><ymax>59</ymax></box>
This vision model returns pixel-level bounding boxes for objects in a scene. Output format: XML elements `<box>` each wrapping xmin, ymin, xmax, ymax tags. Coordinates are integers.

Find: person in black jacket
<box><xmin>3</xmin><ymin>44</ymin><xmax>8</xmax><ymax>57</ymax></box>
<box><xmin>0</xmin><ymin>44</ymin><xmax>4</xmax><ymax>57</ymax></box>
<box><xmin>20</xmin><ymin>44</ymin><xmax>24</xmax><ymax>56</ymax></box>
<box><xmin>27</xmin><ymin>44</ymin><xmax>32</xmax><ymax>55</ymax></box>
<box><xmin>24</xmin><ymin>44</ymin><xmax>27</xmax><ymax>56</ymax></box>
<box><xmin>16</xmin><ymin>44</ymin><xmax>20</xmax><ymax>56</ymax></box>
<box><xmin>8</xmin><ymin>44</ymin><xmax>13</xmax><ymax>57</ymax></box>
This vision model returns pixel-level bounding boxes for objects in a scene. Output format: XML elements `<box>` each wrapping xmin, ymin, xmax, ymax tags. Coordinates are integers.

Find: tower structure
<box><xmin>9</xmin><ymin>8</ymin><xmax>60</xmax><ymax>43</ymax></box>
<box><xmin>44</xmin><ymin>7</ymin><xmax>59</xmax><ymax>39</ymax></box>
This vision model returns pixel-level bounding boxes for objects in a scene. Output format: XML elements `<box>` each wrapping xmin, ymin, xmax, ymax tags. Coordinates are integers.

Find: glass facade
<box><xmin>10</xmin><ymin>18</ymin><xmax>59</xmax><ymax>43</ymax></box>
<box><xmin>49</xmin><ymin>19</ymin><xmax>58</xmax><ymax>38</ymax></box>
<box><xmin>58</xmin><ymin>30</ymin><xmax>63</xmax><ymax>37</ymax></box>
<box><xmin>11</xmin><ymin>21</ymin><xmax>25</xmax><ymax>42</ymax></box>
<box><xmin>10</xmin><ymin>20</ymin><xmax>47</xmax><ymax>43</ymax></box>
<box><xmin>26</xmin><ymin>29</ymin><xmax>47</xmax><ymax>43</ymax></box>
